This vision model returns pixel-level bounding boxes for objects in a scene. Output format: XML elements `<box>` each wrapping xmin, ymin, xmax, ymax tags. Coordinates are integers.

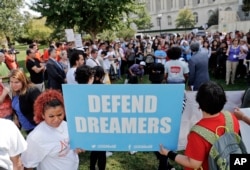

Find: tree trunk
<box><xmin>5</xmin><ymin>33</ymin><xmax>11</xmax><ymax>48</ymax></box>
<box><xmin>89</xmin><ymin>31</ymin><xmax>97</xmax><ymax>41</ymax></box>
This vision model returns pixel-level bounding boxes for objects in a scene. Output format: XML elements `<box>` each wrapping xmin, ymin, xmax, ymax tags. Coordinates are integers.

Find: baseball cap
<box><xmin>140</xmin><ymin>61</ymin><xmax>146</xmax><ymax>66</ymax></box>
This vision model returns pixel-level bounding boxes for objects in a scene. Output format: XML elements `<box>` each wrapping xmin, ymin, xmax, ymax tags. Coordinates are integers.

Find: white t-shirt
<box><xmin>86</xmin><ymin>57</ymin><xmax>100</xmax><ymax>68</ymax></box>
<box><xmin>66</xmin><ymin>67</ymin><xmax>77</xmax><ymax>84</ymax></box>
<box><xmin>21</xmin><ymin>121</ymin><xmax>79</xmax><ymax>170</ymax></box>
<box><xmin>0</xmin><ymin>119</ymin><xmax>27</xmax><ymax>170</ymax></box>
<box><xmin>103</xmin><ymin>56</ymin><xmax>111</xmax><ymax>71</ymax></box>
<box><xmin>165</xmin><ymin>60</ymin><xmax>189</xmax><ymax>83</ymax></box>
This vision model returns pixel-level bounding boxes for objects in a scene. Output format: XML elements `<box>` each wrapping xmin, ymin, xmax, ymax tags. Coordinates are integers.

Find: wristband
<box><xmin>168</xmin><ymin>151</ymin><xmax>177</xmax><ymax>161</ymax></box>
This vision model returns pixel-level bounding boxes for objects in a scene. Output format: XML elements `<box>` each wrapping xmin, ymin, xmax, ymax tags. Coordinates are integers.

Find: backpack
<box><xmin>145</xmin><ymin>54</ymin><xmax>155</xmax><ymax>64</ymax></box>
<box><xmin>148</xmin><ymin>63</ymin><xmax>164</xmax><ymax>83</ymax></box>
<box><xmin>191</xmin><ymin>111</ymin><xmax>247</xmax><ymax>170</ymax></box>
<box><xmin>109</xmin><ymin>64</ymin><xmax>117</xmax><ymax>80</ymax></box>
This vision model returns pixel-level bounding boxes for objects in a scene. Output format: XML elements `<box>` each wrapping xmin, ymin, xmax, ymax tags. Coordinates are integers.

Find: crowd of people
<box><xmin>0</xmin><ymin>29</ymin><xmax>250</xmax><ymax>170</ymax></box>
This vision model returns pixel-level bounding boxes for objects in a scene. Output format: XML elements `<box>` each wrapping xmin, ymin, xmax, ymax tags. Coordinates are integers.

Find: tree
<box><xmin>207</xmin><ymin>9</ymin><xmax>219</xmax><ymax>27</ymax></box>
<box><xmin>242</xmin><ymin>0</ymin><xmax>250</xmax><ymax>20</ymax></box>
<box><xmin>20</xmin><ymin>18</ymin><xmax>53</xmax><ymax>44</ymax></box>
<box><xmin>0</xmin><ymin>0</ymin><xmax>26</xmax><ymax>44</ymax></box>
<box><xmin>30</xmin><ymin>0</ymin><xmax>141</xmax><ymax>39</ymax></box>
<box><xmin>131</xmin><ymin>6</ymin><xmax>153</xmax><ymax>31</ymax></box>
<box><xmin>97</xmin><ymin>30</ymin><xmax>117</xmax><ymax>42</ymax></box>
<box><xmin>116</xmin><ymin>27</ymin><xmax>136</xmax><ymax>40</ymax></box>
<box><xmin>175</xmin><ymin>8</ymin><xmax>195</xmax><ymax>30</ymax></box>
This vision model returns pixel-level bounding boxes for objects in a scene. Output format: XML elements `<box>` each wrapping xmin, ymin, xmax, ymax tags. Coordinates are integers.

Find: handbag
<box><xmin>0</xmin><ymin>83</ymin><xmax>12</xmax><ymax>118</ymax></box>
<box><xmin>103</xmin><ymin>73</ymin><xmax>111</xmax><ymax>84</ymax></box>
<box><xmin>109</xmin><ymin>64</ymin><xmax>117</xmax><ymax>80</ymax></box>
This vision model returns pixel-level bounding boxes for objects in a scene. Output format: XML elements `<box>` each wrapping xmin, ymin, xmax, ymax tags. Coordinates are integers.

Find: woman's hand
<box><xmin>159</xmin><ymin>144</ymin><xmax>169</xmax><ymax>156</ymax></box>
<box><xmin>74</xmin><ymin>148</ymin><xmax>85</xmax><ymax>154</ymax></box>
<box><xmin>234</xmin><ymin>107</ymin><xmax>244</xmax><ymax>120</ymax></box>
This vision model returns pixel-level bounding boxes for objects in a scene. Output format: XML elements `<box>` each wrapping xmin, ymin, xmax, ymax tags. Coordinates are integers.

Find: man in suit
<box><xmin>46</xmin><ymin>47</ymin><xmax>66</xmax><ymax>91</ymax></box>
<box><xmin>188</xmin><ymin>42</ymin><xmax>210</xmax><ymax>91</ymax></box>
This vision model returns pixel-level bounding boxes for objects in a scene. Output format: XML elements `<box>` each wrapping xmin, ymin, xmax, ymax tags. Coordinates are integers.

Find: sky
<box><xmin>21</xmin><ymin>0</ymin><xmax>41</xmax><ymax>17</ymax></box>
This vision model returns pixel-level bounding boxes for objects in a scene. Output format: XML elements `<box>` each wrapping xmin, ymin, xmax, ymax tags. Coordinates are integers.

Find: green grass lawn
<box><xmin>15</xmin><ymin>45</ymin><xmax>248</xmax><ymax>170</ymax></box>
<box><xmin>78</xmin><ymin>152</ymin><xmax>160</xmax><ymax>170</ymax></box>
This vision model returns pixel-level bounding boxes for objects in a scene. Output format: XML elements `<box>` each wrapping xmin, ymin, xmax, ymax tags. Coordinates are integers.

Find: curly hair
<box><xmin>167</xmin><ymin>46</ymin><xmax>182</xmax><ymax>60</ymax></box>
<box><xmin>33</xmin><ymin>89</ymin><xmax>64</xmax><ymax>124</ymax></box>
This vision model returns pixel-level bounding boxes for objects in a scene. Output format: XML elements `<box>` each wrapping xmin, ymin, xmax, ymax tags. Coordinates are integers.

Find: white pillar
<box><xmin>176</xmin><ymin>0</ymin><xmax>179</xmax><ymax>9</ymax></box>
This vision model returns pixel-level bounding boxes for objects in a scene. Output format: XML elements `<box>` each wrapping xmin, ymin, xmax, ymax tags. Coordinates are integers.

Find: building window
<box><xmin>208</xmin><ymin>10</ymin><xmax>214</xmax><ymax>17</ymax></box>
<box><xmin>167</xmin><ymin>16</ymin><xmax>172</xmax><ymax>26</ymax></box>
<box><xmin>193</xmin><ymin>12</ymin><xmax>198</xmax><ymax>24</ymax></box>
<box><xmin>179</xmin><ymin>0</ymin><xmax>184</xmax><ymax>8</ymax></box>
<box><xmin>197</xmin><ymin>0</ymin><xmax>200</xmax><ymax>4</ymax></box>
<box><xmin>225</xmin><ymin>7</ymin><xmax>232</xmax><ymax>11</ymax></box>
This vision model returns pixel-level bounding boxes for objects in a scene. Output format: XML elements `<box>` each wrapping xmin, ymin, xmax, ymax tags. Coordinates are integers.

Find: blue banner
<box><xmin>62</xmin><ymin>84</ymin><xmax>185</xmax><ymax>151</ymax></box>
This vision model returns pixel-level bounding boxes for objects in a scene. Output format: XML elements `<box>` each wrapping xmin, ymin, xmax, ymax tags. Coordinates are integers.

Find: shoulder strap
<box><xmin>191</xmin><ymin>111</ymin><xmax>235</xmax><ymax>145</ymax></box>
<box><xmin>191</xmin><ymin>125</ymin><xmax>217</xmax><ymax>145</ymax></box>
<box><xmin>91</xmin><ymin>58</ymin><xmax>99</xmax><ymax>66</ymax></box>
<box><xmin>221</xmin><ymin>110</ymin><xmax>234</xmax><ymax>132</ymax></box>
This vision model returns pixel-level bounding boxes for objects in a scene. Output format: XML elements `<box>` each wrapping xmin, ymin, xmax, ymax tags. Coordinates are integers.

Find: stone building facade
<box><xmin>137</xmin><ymin>0</ymin><xmax>242</xmax><ymax>32</ymax></box>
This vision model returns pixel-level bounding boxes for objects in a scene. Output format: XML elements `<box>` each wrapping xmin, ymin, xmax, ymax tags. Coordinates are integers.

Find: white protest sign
<box><xmin>74</xmin><ymin>34</ymin><xmax>83</xmax><ymax>48</ymax></box>
<box><xmin>239</xmin><ymin>108</ymin><xmax>250</xmax><ymax>153</ymax></box>
<box><xmin>192</xmin><ymin>29</ymin><xmax>198</xmax><ymax>34</ymax></box>
<box><xmin>65</xmin><ymin>29</ymin><xmax>75</xmax><ymax>42</ymax></box>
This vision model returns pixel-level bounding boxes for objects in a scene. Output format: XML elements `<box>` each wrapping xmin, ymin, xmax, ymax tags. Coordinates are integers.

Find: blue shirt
<box><xmin>12</xmin><ymin>96</ymin><xmax>35</xmax><ymax>131</ymax></box>
<box><xmin>228</xmin><ymin>45</ymin><xmax>240</xmax><ymax>62</ymax></box>
<box><xmin>154</xmin><ymin>50</ymin><xmax>166</xmax><ymax>58</ymax></box>
<box><xmin>129</xmin><ymin>64</ymin><xmax>144</xmax><ymax>77</ymax></box>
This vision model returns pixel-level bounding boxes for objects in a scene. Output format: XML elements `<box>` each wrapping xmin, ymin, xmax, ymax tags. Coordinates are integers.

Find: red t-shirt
<box><xmin>184</xmin><ymin>112</ymin><xmax>240</xmax><ymax>170</ymax></box>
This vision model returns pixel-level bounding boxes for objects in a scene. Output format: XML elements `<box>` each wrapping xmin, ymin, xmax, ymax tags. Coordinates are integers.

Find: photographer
<box><xmin>4</xmin><ymin>49</ymin><xmax>18</xmax><ymax>70</ymax></box>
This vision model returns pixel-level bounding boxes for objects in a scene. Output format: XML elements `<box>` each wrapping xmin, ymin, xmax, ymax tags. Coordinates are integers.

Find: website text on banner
<box><xmin>62</xmin><ymin>84</ymin><xmax>185</xmax><ymax>151</ymax></box>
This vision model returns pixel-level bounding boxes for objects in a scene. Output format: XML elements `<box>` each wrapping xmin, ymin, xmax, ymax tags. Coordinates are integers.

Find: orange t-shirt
<box><xmin>4</xmin><ymin>53</ymin><xmax>18</xmax><ymax>70</ymax></box>
<box><xmin>42</xmin><ymin>49</ymin><xmax>49</xmax><ymax>62</ymax></box>
<box><xmin>56</xmin><ymin>49</ymin><xmax>61</xmax><ymax>61</ymax></box>
<box><xmin>35</xmin><ymin>51</ymin><xmax>43</xmax><ymax>62</ymax></box>
<box><xmin>25</xmin><ymin>51</ymin><xmax>43</xmax><ymax>63</ymax></box>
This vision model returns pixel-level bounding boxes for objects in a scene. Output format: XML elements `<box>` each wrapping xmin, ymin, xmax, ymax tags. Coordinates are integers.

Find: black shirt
<box><xmin>26</xmin><ymin>58</ymin><xmax>44</xmax><ymax>84</ymax></box>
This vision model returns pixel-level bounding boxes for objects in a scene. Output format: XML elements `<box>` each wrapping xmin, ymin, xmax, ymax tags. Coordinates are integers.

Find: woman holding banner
<box><xmin>21</xmin><ymin>90</ymin><xmax>84</xmax><ymax>170</ymax></box>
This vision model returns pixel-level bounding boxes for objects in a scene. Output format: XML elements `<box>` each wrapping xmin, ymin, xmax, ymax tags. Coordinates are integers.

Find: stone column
<box><xmin>175</xmin><ymin>0</ymin><xmax>180</xmax><ymax>9</ymax></box>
